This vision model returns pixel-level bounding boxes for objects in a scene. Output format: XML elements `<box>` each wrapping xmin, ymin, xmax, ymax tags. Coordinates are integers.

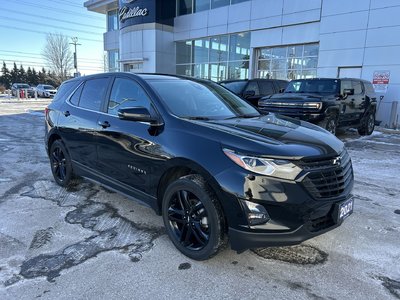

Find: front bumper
<box><xmin>228</xmin><ymin>196</ymin><xmax>351</xmax><ymax>252</ymax></box>
<box><xmin>214</xmin><ymin>160</ymin><xmax>353</xmax><ymax>252</ymax></box>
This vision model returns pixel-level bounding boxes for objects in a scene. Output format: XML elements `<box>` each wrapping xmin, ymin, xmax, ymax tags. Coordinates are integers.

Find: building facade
<box><xmin>84</xmin><ymin>0</ymin><xmax>400</xmax><ymax>127</ymax></box>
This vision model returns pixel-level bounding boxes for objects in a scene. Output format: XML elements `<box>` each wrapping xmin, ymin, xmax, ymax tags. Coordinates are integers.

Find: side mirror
<box><xmin>118</xmin><ymin>107</ymin><xmax>156</xmax><ymax>123</ymax></box>
<box><xmin>343</xmin><ymin>88</ymin><xmax>354</xmax><ymax>96</ymax></box>
<box><xmin>278</xmin><ymin>88</ymin><xmax>285</xmax><ymax>93</ymax></box>
<box><xmin>243</xmin><ymin>90</ymin><xmax>256</xmax><ymax>98</ymax></box>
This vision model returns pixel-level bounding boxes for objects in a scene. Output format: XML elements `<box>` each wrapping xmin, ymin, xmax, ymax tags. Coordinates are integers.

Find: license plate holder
<box><xmin>337</xmin><ymin>198</ymin><xmax>354</xmax><ymax>223</ymax></box>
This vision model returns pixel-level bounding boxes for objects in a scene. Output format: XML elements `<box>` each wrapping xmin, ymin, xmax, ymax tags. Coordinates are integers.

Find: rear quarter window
<box><xmin>52</xmin><ymin>81</ymin><xmax>79</xmax><ymax>103</ymax></box>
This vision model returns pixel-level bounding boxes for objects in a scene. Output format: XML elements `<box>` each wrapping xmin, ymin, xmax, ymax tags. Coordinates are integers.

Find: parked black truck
<box><xmin>258</xmin><ymin>78</ymin><xmax>377</xmax><ymax>135</ymax></box>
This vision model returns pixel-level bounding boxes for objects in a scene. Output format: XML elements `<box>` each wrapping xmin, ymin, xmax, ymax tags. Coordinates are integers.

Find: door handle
<box><xmin>63</xmin><ymin>111</ymin><xmax>70</xmax><ymax>117</ymax></box>
<box><xmin>98</xmin><ymin>121</ymin><xmax>110</xmax><ymax>128</ymax></box>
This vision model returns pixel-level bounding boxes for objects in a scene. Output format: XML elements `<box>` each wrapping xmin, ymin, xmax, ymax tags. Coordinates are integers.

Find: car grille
<box><xmin>298</xmin><ymin>150</ymin><xmax>353</xmax><ymax>200</ymax></box>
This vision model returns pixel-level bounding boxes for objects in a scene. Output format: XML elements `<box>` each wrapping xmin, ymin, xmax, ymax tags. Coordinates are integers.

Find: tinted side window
<box><xmin>52</xmin><ymin>81</ymin><xmax>79</xmax><ymax>103</ymax></box>
<box><xmin>69</xmin><ymin>84</ymin><xmax>83</xmax><ymax>106</ymax></box>
<box><xmin>107</xmin><ymin>78</ymin><xmax>151</xmax><ymax>115</ymax></box>
<box><xmin>258</xmin><ymin>81</ymin><xmax>274</xmax><ymax>95</ymax></box>
<box><xmin>352</xmin><ymin>80</ymin><xmax>363</xmax><ymax>94</ymax></box>
<box><xmin>244</xmin><ymin>81</ymin><xmax>260</xmax><ymax>96</ymax></box>
<box><xmin>79</xmin><ymin>78</ymin><xmax>109</xmax><ymax>111</ymax></box>
<box><xmin>340</xmin><ymin>80</ymin><xmax>352</xmax><ymax>94</ymax></box>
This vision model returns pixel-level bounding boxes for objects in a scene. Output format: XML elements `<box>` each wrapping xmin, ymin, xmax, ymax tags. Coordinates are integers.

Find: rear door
<box><xmin>57</xmin><ymin>76</ymin><xmax>111</xmax><ymax>170</ymax></box>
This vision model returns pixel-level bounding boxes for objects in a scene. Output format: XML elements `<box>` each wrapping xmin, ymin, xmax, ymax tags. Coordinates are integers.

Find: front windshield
<box><xmin>285</xmin><ymin>79</ymin><xmax>339</xmax><ymax>94</ymax></box>
<box><xmin>44</xmin><ymin>85</ymin><xmax>55</xmax><ymax>90</ymax></box>
<box><xmin>220</xmin><ymin>81</ymin><xmax>247</xmax><ymax>94</ymax></box>
<box><xmin>148</xmin><ymin>79</ymin><xmax>260</xmax><ymax>119</ymax></box>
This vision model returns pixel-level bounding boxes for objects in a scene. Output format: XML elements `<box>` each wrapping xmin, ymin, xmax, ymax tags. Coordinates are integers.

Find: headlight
<box><xmin>223</xmin><ymin>148</ymin><xmax>302</xmax><ymax>180</ymax></box>
<box><xmin>303</xmin><ymin>102</ymin><xmax>322</xmax><ymax>110</ymax></box>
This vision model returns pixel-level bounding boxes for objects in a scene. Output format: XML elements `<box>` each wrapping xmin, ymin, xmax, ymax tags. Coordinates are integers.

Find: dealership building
<box><xmin>84</xmin><ymin>0</ymin><xmax>399</xmax><ymax>127</ymax></box>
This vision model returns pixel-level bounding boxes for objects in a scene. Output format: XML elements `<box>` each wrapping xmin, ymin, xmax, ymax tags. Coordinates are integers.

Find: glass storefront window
<box><xmin>195</xmin><ymin>0</ymin><xmax>210</xmax><ymax>12</ymax></box>
<box><xmin>176</xmin><ymin>41</ymin><xmax>192</xmax><ymax>64</ymax></box>
<box><xmin>178</xmin><ymin>0</ymin><xmax>193</xmax><ymax>15</ymax></box>
<box><xmin>176</xmin><ymin>32</ymin><xmax>250</xmax><ymax>81</ymax></box>
<box><xmin>108</xmin><ymin>50</ymin><xmax>119</xmax><ymax>72</ymax></box>
<box><xmin>178</xmin><ymin>0</ymin><xmax>250</xmax><ymax>16</ymax></box>
<box><xmin>211</xmin><ymin>0</ymin><xmax>230</xmax><ymax>9</ymax></box>
<box><xmin>107</xmin><ymin>9</ymin><xmax>118</xmax><ymax>31</ymax></box>
<box><xmin>256</xmin><ymin>44</ymin><xmax>319</xmax><ymax>80</ymax></box>
<box><xmin>210</xmin><ymin>35</ymin><xmax>228</xmax><ymax>62</ymax></box>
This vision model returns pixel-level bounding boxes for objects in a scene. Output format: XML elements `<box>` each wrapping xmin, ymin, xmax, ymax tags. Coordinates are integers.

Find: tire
<box><xmin>49</xmin><ymin>140</ymin><xmax>76</xmax><ymax>187</ymax></box>
<box><xmin>162</xmin><ymin>174</ymin><xmax>226</xmax><ymax>260</ymax></box>
<box><xmin>318</xmin><ymin>114</ymin><xmax>338</xmax><ymax>135</ymax></box>
<box><xmin>358</xmin><ymin>111</ymin><xmax>375</xmax><ymax>136</ymax></box>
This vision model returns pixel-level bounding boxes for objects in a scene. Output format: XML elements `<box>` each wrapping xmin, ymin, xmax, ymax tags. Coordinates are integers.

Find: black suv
<box><xmin>45</xmin><ymin>73</ymin><xmax>354</xmax><ymax>260</ymax></box>
<box><xmin>258</xmin><ymin>78</ymin><xmax>377</xmax><ymax>135</ymax></box>
<box><xmin>219</xmin><ymin>79</ymin><xmax>288</xmax><ymax>107</ymax></box>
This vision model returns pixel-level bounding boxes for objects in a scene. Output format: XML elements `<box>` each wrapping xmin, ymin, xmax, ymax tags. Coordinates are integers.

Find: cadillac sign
<box><xmin>119</xmin><ymin>0</ymin><xmax>149</xmax><ymax>23</ymax></box>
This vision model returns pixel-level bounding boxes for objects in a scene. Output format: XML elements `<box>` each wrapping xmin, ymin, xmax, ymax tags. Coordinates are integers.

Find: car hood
<box><xmin>190</xmin><ymin>114</ymin><xmax>344</xmax><ymax>159</ymax></box>
<box><xmin>266</xmin><ymin>92</ymin><xmax>334</xmax><ymax>102</ymax></box>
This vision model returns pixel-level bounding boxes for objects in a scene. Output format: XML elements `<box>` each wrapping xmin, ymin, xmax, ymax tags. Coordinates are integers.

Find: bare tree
<box><xmin>42</xmin><ymin>33</ymin><xmax>73</xmax><ymax>83</ymax></box>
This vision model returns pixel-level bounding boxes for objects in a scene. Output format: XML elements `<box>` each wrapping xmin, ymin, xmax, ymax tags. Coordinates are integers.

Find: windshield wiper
<box><xmin>225</xmin><ymin>114</ymin><xmax>260</xmax><ymax>120</ymax></box>
<box><xmin>184</xmin><ymin>116</ymin><xmax>211</xmax><ymax>120</ymax></box>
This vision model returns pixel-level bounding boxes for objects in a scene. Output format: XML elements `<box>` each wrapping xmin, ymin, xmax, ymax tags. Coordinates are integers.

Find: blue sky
<box><xmin>0</xmin><ymin>0</ymin><xmax>106</xmax><ymax>76</ymax></box>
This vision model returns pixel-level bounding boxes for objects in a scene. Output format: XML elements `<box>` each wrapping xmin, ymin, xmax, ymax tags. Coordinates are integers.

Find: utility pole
<box><xmin>69</xmin><ymin>37</ymin><xmax>81</xmax><ymax>77</ymax></box>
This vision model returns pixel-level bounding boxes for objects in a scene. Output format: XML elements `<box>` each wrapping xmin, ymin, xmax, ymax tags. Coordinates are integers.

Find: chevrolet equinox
<box><xmin>45</xmin><ymin>73</ymin><xmax>354</xmax><ymax>260</ymax></box>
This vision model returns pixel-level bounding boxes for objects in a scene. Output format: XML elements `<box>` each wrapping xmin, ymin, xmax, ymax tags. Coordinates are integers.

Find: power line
<box><xmin>0</xmin><ymin>50</ymin><xmax>103</xmax><ymax>62</ymax></box>
<box><xmin>0</xmin><ymin>52</ymin><xmax>103</xmax><ymax>64</ymax></box>
<box><xmin>1</xmin><ymin>16</ymin><xmax>102</xmax><ymax>36</ymax></box>
<box><xmin>1</xmin><ymin>8</ymin><xmax>105</xmax><ymax>30</ymax></box>
<box><xmin>0</xmin><ymin>25</ymin><xmax>103</xmax><ymax>43</ymax></box>
<box><xmin>9</xmin><ymin>0</ymin><xmax>104</xmax><ymax>20</ymax></box>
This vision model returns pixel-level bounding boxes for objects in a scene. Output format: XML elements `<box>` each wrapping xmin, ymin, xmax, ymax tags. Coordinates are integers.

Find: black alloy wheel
<box><xmin>162</xmin><ymin>175</ymin><xmax>226</xmax><ymax>260</ymax></box>
<box><xmin>168</xmin><ymin>190</ymin><xmax>210</xmax><ymax>250</ymax></box>
<box><xmin>49</xmin><ymin>140</ymin><xmax>74</xmax><ymax>187</ymax></box>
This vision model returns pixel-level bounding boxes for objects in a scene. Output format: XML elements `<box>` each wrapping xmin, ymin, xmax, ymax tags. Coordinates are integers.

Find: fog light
<box><xmin>240</xmin><ymin>200</ymin><xmax>270</xmax><ymax>225</ymax></box>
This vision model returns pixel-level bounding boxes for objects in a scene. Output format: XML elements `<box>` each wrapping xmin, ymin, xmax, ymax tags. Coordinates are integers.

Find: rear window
<box><xmin>52</xmin><ymin>81</ymin><xmax>79</xmax><ymax>103</ymax></box>
<box><xmin>220</xmin><ymin>81</ymin><xmax>247</xmax><ymax>94</ymax></box>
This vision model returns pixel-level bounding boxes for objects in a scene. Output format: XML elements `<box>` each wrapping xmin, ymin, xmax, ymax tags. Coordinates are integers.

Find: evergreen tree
<box><xmin>10</xmin><ymin>63</ymin><xmax>19</xmax><ymax>84</ymax></box>
<box><xmin>38</xmin><ymin>67</ymin><xmax>46</xmax><ymax>84</ymax></box>
<box><xmin>32</xmin><ymin>68</ymin><xmax>38</xmax><ymax>86</ymax></box>
<box><xmin>26</xmin><ymin>67</ymin><xmax>34</xmax><ymax>86</ymax></box>
<box><xmin>1</xmin><ymin>61</ymin><xmax>11</xmax><ymax>89</ymax></box>
<box><xmin>19</xmin><ymin>65</ymin><xmax>27</xmax><ymax>83</ymax></box>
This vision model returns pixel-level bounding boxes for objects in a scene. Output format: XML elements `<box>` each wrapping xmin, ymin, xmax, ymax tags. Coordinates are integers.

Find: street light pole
<box><xmin>69</xmin><ymin>37</ymin><xmax>81</xmax><ymax>77</ymax></box>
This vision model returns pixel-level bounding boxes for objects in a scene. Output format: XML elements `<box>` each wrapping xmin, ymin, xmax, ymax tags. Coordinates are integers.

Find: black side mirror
<box><xmin>343</xmin><ymin>88</ymin><xmax>354</xmax><ymax>96</ymax></box>
<box><xmin>243</xmin><ymin>90</ymin><xmax>256</xmax><ymax>98</ymax></box>
<box><xmin>118</xmin><ymin>107</ymin><xmax>156</xmax><ymax>123</ymax></box>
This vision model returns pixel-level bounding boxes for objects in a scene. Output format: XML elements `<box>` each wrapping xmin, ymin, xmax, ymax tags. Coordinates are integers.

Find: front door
<box><xmin>96</xmin><ymin>76</ymin><xmax>163</xmax><ymax>198</ymax></box>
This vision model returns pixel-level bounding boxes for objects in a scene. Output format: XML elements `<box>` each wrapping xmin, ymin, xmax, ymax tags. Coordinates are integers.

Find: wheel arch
<box><xmin>156</xmin><ymin>158</ymin><xmax>228</xmax><ymax>228</ymax></box>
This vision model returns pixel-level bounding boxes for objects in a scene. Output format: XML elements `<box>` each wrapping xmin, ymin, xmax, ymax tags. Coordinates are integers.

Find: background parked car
<box><xmin>11</xmin><ymin>83</ymin><xmax>35</xmax><ymax>98</ymax></box>
<box><xmin>36</xmin><ymin>84</ymin><xmax>57</xmax><ymax>98</ymax></box>
<box><xmin>219</xmin><ymin>79</ymin><xmax>288</xmax><ymax>107</ymax></box>
<box><xmin>258</xmin><ymin>78</ymin><xmax>377</xmax><ymax>135</ymax></box>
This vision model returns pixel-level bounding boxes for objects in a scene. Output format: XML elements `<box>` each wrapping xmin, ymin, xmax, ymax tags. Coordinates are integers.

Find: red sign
<box><xmin>373</xmin><ymin>71</ymin><xmax>390</xmax><ymax>85</ymax></box>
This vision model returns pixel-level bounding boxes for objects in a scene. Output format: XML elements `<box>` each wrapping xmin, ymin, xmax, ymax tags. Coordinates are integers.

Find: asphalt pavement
<box><xmin>0</xmin><ymin>100</ymin><xmax>399</xmax><ymax>299</ymax></box>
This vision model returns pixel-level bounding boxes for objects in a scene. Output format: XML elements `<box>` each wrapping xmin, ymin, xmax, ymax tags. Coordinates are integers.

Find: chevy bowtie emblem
<box><xmin>333</xmin><ymin>157</ymin><xmax>341</xmax><ymax>166</ymax></box>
